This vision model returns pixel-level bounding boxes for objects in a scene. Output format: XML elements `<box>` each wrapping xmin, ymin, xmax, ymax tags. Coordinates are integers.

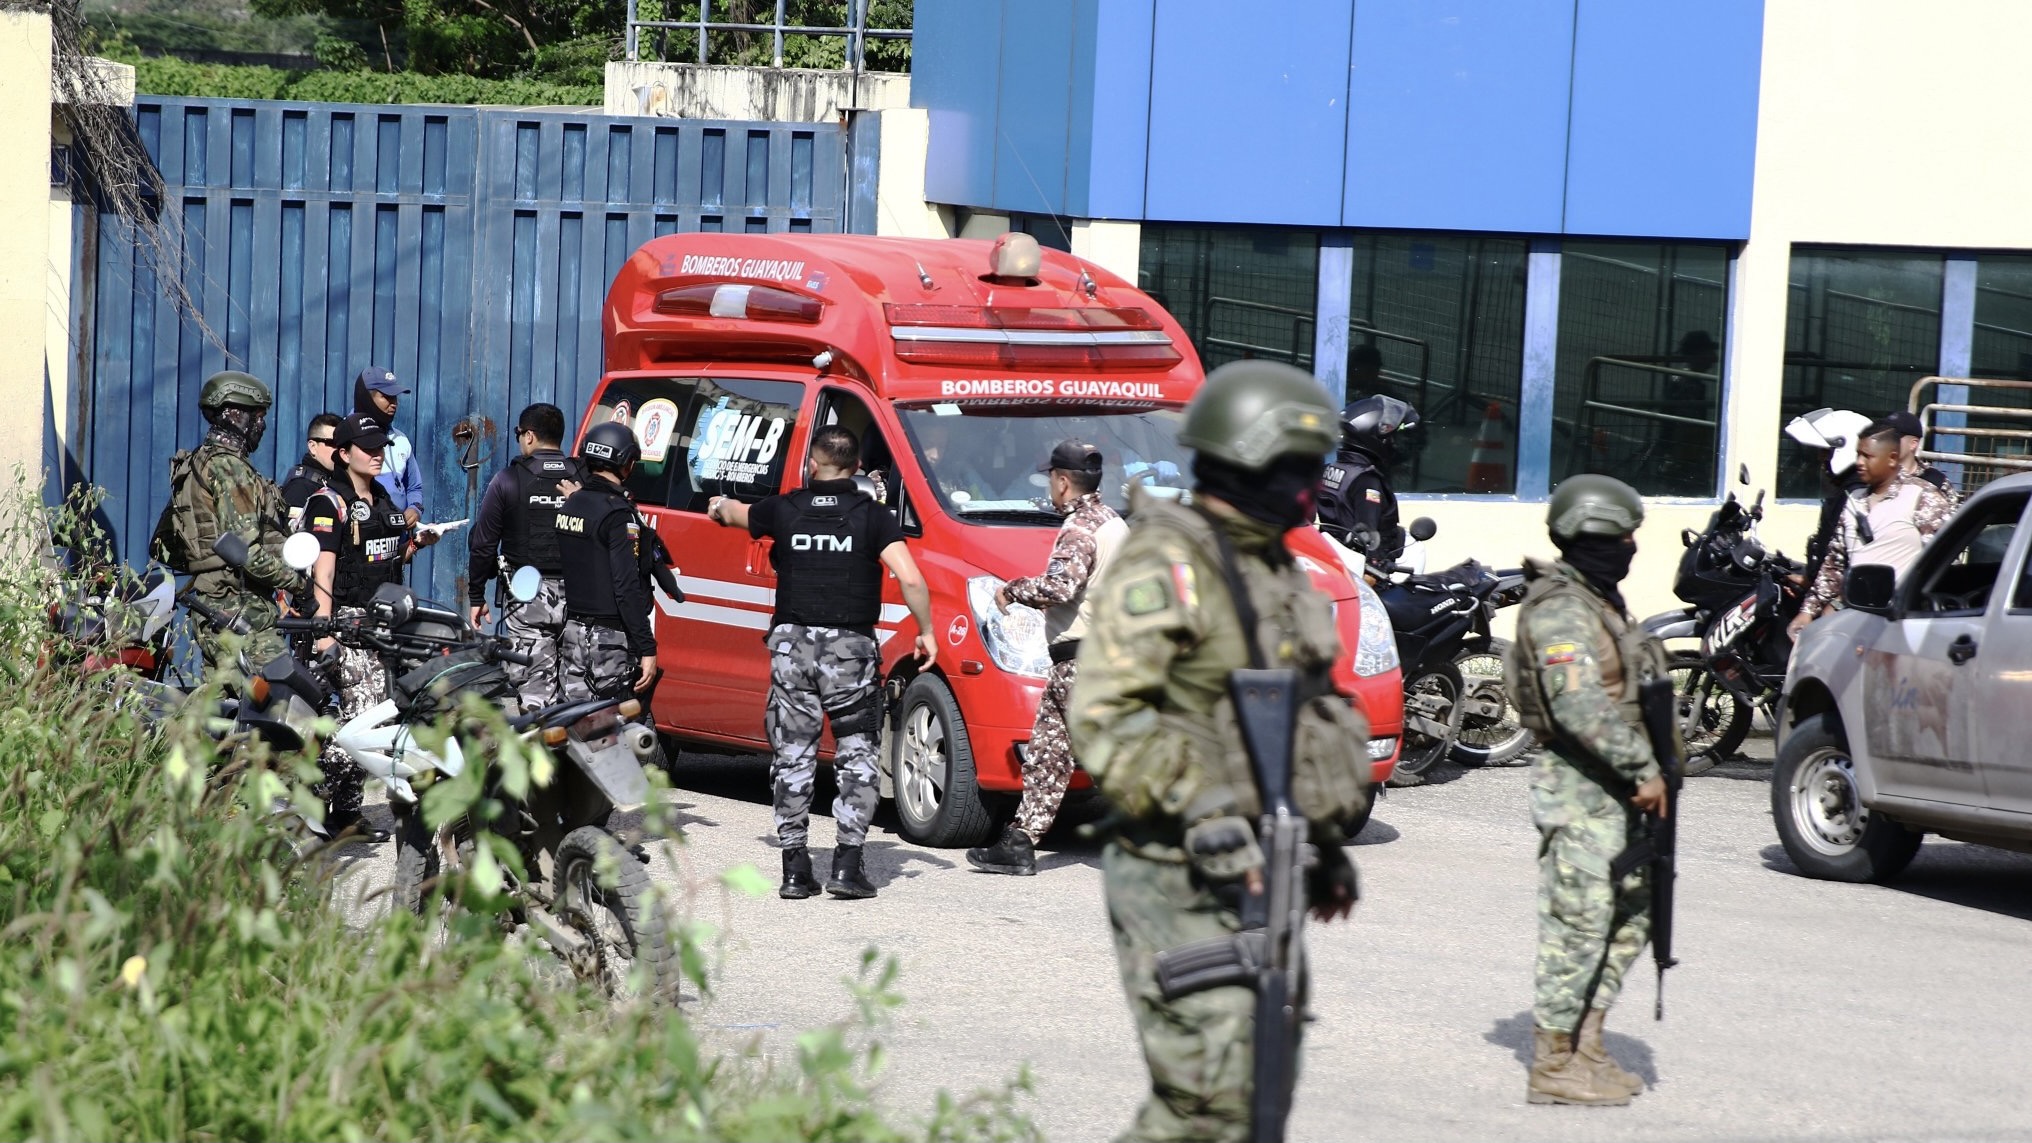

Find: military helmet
<box><xmin>579</xmin><ymin>420</ymin><xmax>641</xmax><ymax>473</ymax></box>
<box><xmin>198</xmin><ymin>370</ymin><xmax>272</xmax><ymax>412</ymax></box>
<box><xmin>1547</xmin><ymin>474</ymin><xmax>1645</xmax><ymax>541</ymax></box>
<box><xmin>1178</xmin><ymin>361</ymin><xmax>1338</xmax><ymax>470</ymax></box>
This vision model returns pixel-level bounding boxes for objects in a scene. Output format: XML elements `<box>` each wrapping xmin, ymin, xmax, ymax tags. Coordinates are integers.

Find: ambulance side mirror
<box><xmin>508</xmin><ymin>565</ymin><xmax>542</xmax><ymax>604</ymax></box>
<box><xmin>281</xmin><ymin>533</ymin><xmax>321</xmax><ymax>573</ymax></box>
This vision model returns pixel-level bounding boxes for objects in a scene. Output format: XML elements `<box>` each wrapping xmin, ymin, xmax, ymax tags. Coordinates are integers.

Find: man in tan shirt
<box><xmin>1790</xmin><ymin>421</ymin><xmax>1954</xmax><ymax>637</ymax></box>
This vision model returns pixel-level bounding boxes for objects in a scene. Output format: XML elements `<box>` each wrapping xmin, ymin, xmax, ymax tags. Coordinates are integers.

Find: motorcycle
<box><xmin>1641</xmin><ymin>467</ymin><xmax>1801</xmax><ymax>764</ymax></box>
<box><xmin>278</xmin><ymin>547</ymin><xmax>679</xmax><ymax>1003</ymax></box>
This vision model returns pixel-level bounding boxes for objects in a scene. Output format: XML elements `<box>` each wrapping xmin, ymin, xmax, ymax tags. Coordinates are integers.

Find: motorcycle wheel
<box><xmin>390</xmin><ymin>804</ymin><xmax>438</xmax><ymax>917</ymax></box>
<box><xmin>1394</xmin><ymin>662</ymin><xmax>1466</xmax><ymax>779</ymax></box>
<box><xmin>1668</xmin><ymin>651</ymin><xmax>1752</xmax><ymax>764</ymax></box>
<box><xmin>1447</xmin><ymin>640</ymin><xmax>1533</xmax><ymax>767</ymax></box>
<box><xmin>553</xmin><ymin>825</ymin><xmax>683</xmax><ymax>1005</ymax></box>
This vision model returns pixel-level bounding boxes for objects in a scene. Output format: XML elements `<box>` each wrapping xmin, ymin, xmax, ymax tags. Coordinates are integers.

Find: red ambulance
<box><xmin>582</xmin><ymin>233</ymin><xmax>1402</xmax><ymax>847</ymax></box>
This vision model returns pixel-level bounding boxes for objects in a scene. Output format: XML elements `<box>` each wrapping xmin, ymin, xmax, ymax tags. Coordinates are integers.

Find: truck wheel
<box><xmin>891</xmin><ymin>674</ymin><xmax>995</xmax><ymax>848</ymax></box>
<box><xmin>1770</xmin><ymin>712</ymin><xmax>1921</xmax><ymax>883</ymax></box>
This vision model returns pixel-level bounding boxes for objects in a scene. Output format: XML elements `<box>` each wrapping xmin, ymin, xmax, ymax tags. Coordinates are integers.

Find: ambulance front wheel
<box><xmin>891</xmin><ymin>673</ymin><xmax>995</xmax><ymax>848</ymax></box>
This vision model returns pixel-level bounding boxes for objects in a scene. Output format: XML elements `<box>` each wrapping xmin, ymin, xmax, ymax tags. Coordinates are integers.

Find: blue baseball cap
<box><xmin>356</xmin><ymin>366</ymin><xmax>409</xmax><ymax>396</ymax></box>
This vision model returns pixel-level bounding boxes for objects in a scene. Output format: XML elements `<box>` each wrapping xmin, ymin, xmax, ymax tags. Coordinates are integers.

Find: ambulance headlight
<box><xmin>1350</xmin><ymin>578</ymin><xmax>1400</xmax><ymax>678</ymax></box>
<box><xmin>967</xmin><ymin>576</ymin><xmax>1051</xmax><ymax>679</ymax></box>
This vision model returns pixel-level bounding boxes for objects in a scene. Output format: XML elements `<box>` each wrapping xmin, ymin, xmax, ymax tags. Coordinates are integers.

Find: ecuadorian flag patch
<box><xmin>1540</xmin><ymin>642</ymin><xmax>1580</xmax><ymax>665</ymax></box>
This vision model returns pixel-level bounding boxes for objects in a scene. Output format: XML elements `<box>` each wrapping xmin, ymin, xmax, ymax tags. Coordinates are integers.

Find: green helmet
<box><xmin>1547</xmin><ymin>474</ymin><xmax>1645</xmax><ymax>541</ymax></box>
<box><xmin>1178</xmin><ymin>361</ymin><xmax>1338</xmax><ymax>470</ymax></box>
<box><xmin>198</xmin><ymin>370</ymin><xmax>272</xmax><ymax>412</ymax></box>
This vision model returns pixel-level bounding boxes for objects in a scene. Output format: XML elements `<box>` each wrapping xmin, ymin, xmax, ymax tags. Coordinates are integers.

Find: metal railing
<box><xmin>1563</xmin><ymin>356</ymin><xmax>1719</xmax><ymax>492</ymax></box>
<box><xmin>625</xmin><ymin>0</ymin><xmax>912</xmax><ymax>68</ymax></box>
<box><xmin>1911</xmin><ymin>376</ymin><xmax>2032</xmax><ymax>491</ymax></box>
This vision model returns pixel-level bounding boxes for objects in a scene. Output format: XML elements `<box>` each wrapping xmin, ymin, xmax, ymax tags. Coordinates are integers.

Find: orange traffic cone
<box><xmin>1466</xmin><ymin>402</ymin><xmax>1509</xmax><ymax>492</ymax></box>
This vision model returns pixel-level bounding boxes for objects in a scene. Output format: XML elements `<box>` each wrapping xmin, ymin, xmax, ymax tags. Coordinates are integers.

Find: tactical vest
<box><xmin>770</xmin><ymin>482</ymin><xmax>885</xmax><ymax>633</ymax></box>
<box><xmin>556</xmin><ymin>483</ymin><xmax>635</xmax><ymax>620</ymax></box>
<box><xmin>1129</xmin><ymin>495</ymin><xmax>1372</xmax><ymax>833</ymax></box>
<box><xmin>502</xmin><ymin>452</ymin><xmax>582</xmax><ymax>575</ymax></box>
<box><xmin>151</xmin><ymin>444</ymin><xmax>230</xmax><ymax>574</ymax></box>
<box><xmin>315</xmin><ymin>485</ymin><xmax>408</xmax><ymax>607</ymax></box>
<box><xmin>1507</xmin><ymin>560</ymin><xmax>1670</xmax><ymax>742</ymax></box>
<box><xmin>1317</xmin><ymin>451</ymin><xmax>1401</xmax><ymax>558</ymax></box>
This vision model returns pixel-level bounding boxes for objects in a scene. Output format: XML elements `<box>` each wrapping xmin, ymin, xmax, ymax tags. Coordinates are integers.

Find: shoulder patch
<box><xmin>1169</xmin><ymin>562</ymin><xmax>1198</xmax><ymax>611</ymax></box>
<box><xmin>1364</xmin><ymin>488</ymin><xmax>1383</xmax><ymax>503</ymax></box>
<box><xmin>1120</xmin><ymin>574</ymin><xmax>1171</xmax><ymax>616</ymax></box>
<box><xmin>1539</xmin><ymin>642</ymin><xmax>1580</xmax><ymax>665</ymax></box>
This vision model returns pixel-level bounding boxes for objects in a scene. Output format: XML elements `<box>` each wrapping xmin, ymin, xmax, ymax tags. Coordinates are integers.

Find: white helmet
<box><xmin>1785</xmin><ymin>407</ymin><xmax>1874</xmax><ymax>475</ymax></box>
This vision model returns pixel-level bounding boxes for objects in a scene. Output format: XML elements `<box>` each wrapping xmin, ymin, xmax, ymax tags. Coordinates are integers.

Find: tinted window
<box><xmin>1139</xmin><ymin>224</ymin><xmax>1321</xmax><ymax>371</ymax></box>
<box><xmin>897</xmin><ymin>407</ymin><xmax>1191</xmax><ymax>525</ymax></box>
<box><xmin>1912</xmin><ymin>493</ymin><xmax>2025</xmax><ymax>614</ymax></box>
<box><xmin>588</xmin><ymin>377</ymin><xmax>804</xmax><ymax>511</ymax></box>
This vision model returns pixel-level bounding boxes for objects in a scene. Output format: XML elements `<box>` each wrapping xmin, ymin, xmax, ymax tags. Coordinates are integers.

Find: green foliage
<box><xmin>133</xmin><ymin>55</ymin><xmax>603</xmax><ymax>104</ymax></box>
<box><xmin>0</xmin><ymin>482</ymin><xmax>1039</xmax><ymax>1141</ymax></box>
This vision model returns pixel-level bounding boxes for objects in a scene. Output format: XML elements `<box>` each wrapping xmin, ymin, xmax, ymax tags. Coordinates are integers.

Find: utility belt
<box><xmin>566</xmin><ymin>611</ymin><xmax>625</xmax><ymax>633</ymax></box>
<box><xmin>1049</xmin><ymin>638</ymin><xmax>1081</xmax><ymax>665</ymax></box>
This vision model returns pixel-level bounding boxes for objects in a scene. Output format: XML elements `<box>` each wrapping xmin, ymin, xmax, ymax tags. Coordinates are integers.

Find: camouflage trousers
<box><xmin>500</xmin><ymin>575</ymin><xmax>567</xmax><ymax>711</ymax></box>
<box><xmin>765</xmin><ymin>623</ymin><xmax>881</xmax><ymax>849</ymax></box>
<box><xmin>193</xmin><ymin>589</ymin><xmax>288</xmax><ymax>676</ymax></box>
<box><xmin>560</xmin><ymin>619</ymin><xmax>638</xmax><ymax>702</ymax></box>
<box><xmin>316</xmin><ymin>622</ymin><xmax>386</xmax><ymax>815</ymax></box>
<box><xmin>1014</xmin><ymin>658</ymin><xmax>1078</xmax><ymax>842</ymax></box>
<box><xmin>1104</xmin><ymin>841</ymin><xmax>1304</xmax><ymax>1143</ymax></box>
<box><xmin>1532</xmin><ymin>751</ymin><xmax>1652</xmax><ymax>1033</ymax></box>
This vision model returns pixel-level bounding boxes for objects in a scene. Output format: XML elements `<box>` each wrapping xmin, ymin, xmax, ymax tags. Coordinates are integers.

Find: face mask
<box><xmin>1557</xmin><ymin>534</ymin><xmax>1636</xmax><ymax>605</ymax></box>
<box><xmin>1193</xmin><ymin>453</ymin><xmax>1324</xmax><ymax>531</ymax></box>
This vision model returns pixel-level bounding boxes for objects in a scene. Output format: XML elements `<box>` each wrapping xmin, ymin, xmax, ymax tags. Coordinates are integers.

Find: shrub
<box><xmin>133</xmin><ymin>58</ymin><xmax>604</xmax><ymax>106</ymax></box>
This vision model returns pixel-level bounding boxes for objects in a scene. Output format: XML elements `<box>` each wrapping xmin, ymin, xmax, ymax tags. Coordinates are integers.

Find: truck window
<box><xmin>817</xmin><ymin>387</ymin><xmax>907</xmax><ymax>521</ymax></box>
<box><xmin>1911</xmin><ymin>491</ymin><xmax>2026</xmax><ymax>615</ymax></box>
<box><xmin>898</xmin><ymin>405</ymin><xmax>1192</xmax><ymax>525</ymax></box>
<box><xmin>588</xmin><ymin>377</ymin><xmax>803</xmax><ymax>512</ymax></box>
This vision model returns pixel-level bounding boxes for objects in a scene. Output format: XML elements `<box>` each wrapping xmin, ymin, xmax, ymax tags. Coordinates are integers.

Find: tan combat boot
<box><xmin>1527</xmin><ymin>1026</ymin><xmax>1632</xmax><ymax>1106</ymax></box>
<box><xmin>1576</xmin><ymin>1008</ymin><xmax>1644</xmax><ymax>1096</ymax></box>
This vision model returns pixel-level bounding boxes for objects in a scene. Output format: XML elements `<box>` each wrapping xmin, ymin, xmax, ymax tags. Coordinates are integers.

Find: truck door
<box><xmin>587</xmin><ymin>375</ymin><xmax>805</xmax><ymax>745</ymax></box>
<box><xmin>1968</xmin><ymin>491</ymin><xmax>2032</xmax><ymax>813</ymax></box>
<box><xmin>1862</xmin><ymin>489</ymin><xmax>2025</xmax><ymax>805</ymax></box>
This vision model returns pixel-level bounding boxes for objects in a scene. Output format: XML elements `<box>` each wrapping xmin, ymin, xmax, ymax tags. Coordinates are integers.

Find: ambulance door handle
<box><xmin>746</xmin><ymin>538</ymin><xmax>774</xmax><ymax>579</ymax></box>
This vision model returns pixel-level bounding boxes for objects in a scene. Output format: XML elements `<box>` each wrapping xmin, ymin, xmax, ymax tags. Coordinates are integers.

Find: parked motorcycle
<box><xmin>1641</xmin><ymin>467</ymin><xmax>1800</xmax><ymax>764</ymax></box>
<box><xmin>279</xmin><ymin>551</ymin><xmax>679</xmax><ymax>1003</ymax></box>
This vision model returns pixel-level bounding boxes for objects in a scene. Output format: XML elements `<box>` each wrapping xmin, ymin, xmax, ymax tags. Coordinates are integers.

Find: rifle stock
<box><xmin>1636</xmin><ymin>677</ymin><xmax>1682</xmax><ymax>1020</ymax></box>
<box><xmin>1228</xmin><ymin>668</ymin><xmax>1304</xmax><ymax>1143</ymax></box>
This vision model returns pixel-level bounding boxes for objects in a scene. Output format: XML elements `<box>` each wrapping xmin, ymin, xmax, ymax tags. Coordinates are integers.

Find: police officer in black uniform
<box><xmin>468</xmin><ymin>403</ymin><xmax>585</xmax><ymax>710</ymax></box>
<box><xmin>708</xmin><ymin>425</ymin><xmax>935</xmax><ymax>900</ymax></box>
<box><xmin>281</xmin><ymin>411</ymin><xmax>342</xmax><ymax>530</ymax></box>
<box><xmin>303</xmin><ymin>411</ymin><xmax>437</xmax><ymax>839</ymax></box>
<box><xmin>555</xmin><ymin>421</ymin><xmax>660</xmax><ymax>704</ymax></box>
<box><xmin>1316</xmin><ymin>393</ymin><xmax>1422</xmax><ymax>564</ymax></box>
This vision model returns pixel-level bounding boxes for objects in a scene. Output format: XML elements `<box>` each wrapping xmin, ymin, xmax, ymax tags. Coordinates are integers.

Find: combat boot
<box><xmin>1527</xmin><ymin>1026</ymin><xmax>1630</xmax><ymax>1107</ymax></box>
<box><xmin>779</xmin><ymin>846</ymin><xmax>820</xmax><ymax>899</ymax></box>
<box><xmin>1576</xmin><ymin>1008</ymin><xmax>1644</xmax><ymax>1096</ymax></box>
<box><xmin>826</xmin><ymin>845</ymin><xmax>877</xmax><ymax>899</ymax></box>
<box><xmin>966</xmin><ymin>825</ymin><xmax>1036</xmax><ymax>876</ymax></box>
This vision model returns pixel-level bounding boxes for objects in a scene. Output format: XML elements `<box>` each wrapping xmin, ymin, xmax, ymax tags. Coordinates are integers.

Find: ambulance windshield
<box><xmin>898</xmin><ymin>406</ymin><xmax>1193</xmax><ymax>525</ymax></box>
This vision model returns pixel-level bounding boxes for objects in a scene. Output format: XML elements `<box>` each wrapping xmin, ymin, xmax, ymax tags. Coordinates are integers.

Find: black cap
<box><xmin>332</xmin><ymin>411</ymin><xmax>389</xmax><ymax>453</ymax></box>
<box><xmin>1884</xmin><ymin>410</ymin><xmax>1924</xmax><ymax>439</ymax></box>
<box><xmin>1038</xmin><ymin>438</ymin><xmax>1103</xmax><ymax>474</ymax></box>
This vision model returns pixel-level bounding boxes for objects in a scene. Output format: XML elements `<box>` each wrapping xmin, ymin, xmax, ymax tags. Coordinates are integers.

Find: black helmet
<box><xmin>579</xmin><ymin>420</ymin><xmax>641</xmax><ymax>474</ymax></box>
<box><xmin>1339</xmin><ymin>394</ymin><xmax>1421</xmax><ymax>466</ymax></box>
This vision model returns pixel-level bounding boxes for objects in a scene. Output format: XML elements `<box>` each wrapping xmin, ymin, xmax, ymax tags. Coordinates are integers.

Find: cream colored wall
<box><xmin>872</xmin><ymin>109</ymin><xmax>951</xmax><ymax>239</ymax></box>
<box><xmin>1069</xmin><ymin>219</ymin><xmax>1139</xmax><ymax>283</ymax></box>
<box><xmin>0</xmin><ymin>12</ymin><xmax>53</xmax><ymax>486</ymax></box>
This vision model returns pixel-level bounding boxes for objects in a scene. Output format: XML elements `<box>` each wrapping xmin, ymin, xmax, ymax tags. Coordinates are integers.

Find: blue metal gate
<box><xmin>76</xmin><ymin>96</ymin><xmax>846</xmax><ymax>605</ymax></box>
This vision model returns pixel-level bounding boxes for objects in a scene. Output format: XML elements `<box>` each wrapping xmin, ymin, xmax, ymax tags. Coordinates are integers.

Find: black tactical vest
<box><xmin>503</xmin><ymin>452</ymin><xmax>583</xmax><ymax>574</ymax></box>
<box><xmin>556</xmin><ymin>483</ymin><xmax>634</xmax><ymax>621</ymax></box>
<box><xmin>770</xmin><ymin>483</ymin><xmax>884</xmax><ymax>634</ymax></box>
<box><xmin>1317</xmin><ymin>451</ymin><xmax>1401</xmax><ymax>558</ymax></box>
<box><xmin>318</xmin><ymin>484</ymin><xmax>407</xmax><ymax>607</ymax></box>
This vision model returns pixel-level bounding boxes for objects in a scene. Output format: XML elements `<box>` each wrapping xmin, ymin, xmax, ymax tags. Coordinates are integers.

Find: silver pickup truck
<box><xmin>1774</xmin><ymin>471</ymin><xmax>2032</xmax><ymax>881</ymax></box>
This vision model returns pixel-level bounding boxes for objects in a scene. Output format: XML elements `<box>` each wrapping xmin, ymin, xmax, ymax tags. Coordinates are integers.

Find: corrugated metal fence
<box><xmin>74</xmin><ymin>96</ymin><xmax>846</xmax><ymax>605</ymax></box>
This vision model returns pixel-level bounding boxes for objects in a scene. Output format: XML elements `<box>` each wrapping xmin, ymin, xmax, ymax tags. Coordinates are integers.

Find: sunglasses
<box><xmin>309</xmin><ymin>436</ymin><xmax>336</xmax><ymax>446</ymax></box>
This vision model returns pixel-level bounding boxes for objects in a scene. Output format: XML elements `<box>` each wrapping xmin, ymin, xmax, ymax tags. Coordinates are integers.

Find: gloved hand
<box><xmin>1307</xmin><ymin>843</ymin><xmax>1359</xmax><ymax>922</ymax></box>
<box><xmin>1184</xmin><ymin>815</ymin><xmax>1264</xmax><ymax>883</ymax></box>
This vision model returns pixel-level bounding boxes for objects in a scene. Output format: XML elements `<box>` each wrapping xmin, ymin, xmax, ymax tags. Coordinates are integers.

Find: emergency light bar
<box><xmin>655</xmin><ymin>283</ymin><xmax>824</xmax><ymax>323</ymax></box>
<box><xmin>883</xmin><ymin>304</ymin><xmax>1182</xmax><ymax>370</ymax></box>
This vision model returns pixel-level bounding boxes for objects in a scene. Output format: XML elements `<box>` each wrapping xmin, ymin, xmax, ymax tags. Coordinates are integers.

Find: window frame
<box><xmin>1901</xmin><ymin>490</ymin><xmax>2030</xmax><ymax>619</ymax></box>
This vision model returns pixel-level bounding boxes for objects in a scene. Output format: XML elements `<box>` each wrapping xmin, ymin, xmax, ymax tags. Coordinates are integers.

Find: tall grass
<box><xmin>0</xmin><ymin>483</ymin><xmax>1040</xmax><ymax>1141</ymax></box>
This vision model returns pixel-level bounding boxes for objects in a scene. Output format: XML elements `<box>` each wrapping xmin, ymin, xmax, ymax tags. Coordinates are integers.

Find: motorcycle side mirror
<box><xmin>1409</xmin><ymin>517</ymin><xmax>1438</xmax><ymax>542</ymax></box>
<box><xmin>1682</xmin><ymin>528</ymin><xmax>1700</xmax><ymax>548</ymax></box>
<box><xmin>281</xmin><ymin>532</ymin><xmax>321</xmax><ymax>572</ymax></box>
<box><xmin>211</xmin><ymin>532</ymin><xmax>250</xmax><ymax>569</ymax></box>
<box><xmin>1738</xmin><ymin>463</ymin><xmax>1751</xmax><ymax>486</ymax></box>
<box><xmin>1844</xmin><ymin>563</ymin><xmax>1897</xmax><ymax>615</ymax></box>
<box><xmin>508</xmin><ymin>565</ymin><xmax>542</xmax><ymax>604</ymax></box>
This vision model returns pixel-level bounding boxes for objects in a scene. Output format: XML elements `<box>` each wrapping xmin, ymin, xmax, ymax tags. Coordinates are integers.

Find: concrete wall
<box><xmin>606</xmin><ymin>61</ymin><xmax>909</xmax><ymax>121</ymax></box>
<box><xmin>0</xmin><ymin>11</ymin><xmax>53</xmax><ymax>488</ymax></box>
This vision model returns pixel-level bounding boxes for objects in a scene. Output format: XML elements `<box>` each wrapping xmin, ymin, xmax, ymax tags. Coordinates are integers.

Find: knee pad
<box><xmin>827</xmin><ymin>689</ymin><xmax>883</xmax><ymax>739</ymax></box>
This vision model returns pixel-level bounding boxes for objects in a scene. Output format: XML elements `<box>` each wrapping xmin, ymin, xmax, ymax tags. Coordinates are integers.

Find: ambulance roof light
<box><xmin>654</xmin><ymin>283</ymin><xmax>823</xmax><ymax>324</ymax></box>
<box><xmin>987</xmin><ymin>232</ymin><xmax>1042</xmax><ymax>281</ymax></box>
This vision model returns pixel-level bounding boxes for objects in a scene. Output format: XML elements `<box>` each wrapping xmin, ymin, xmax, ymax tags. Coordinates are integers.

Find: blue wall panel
<box><xmin>990</xmin><ymin>0</ymin><xmax>1078</xmax><ymax>215</ymax></box>
<box><xmin>79</xmin><ymin>98</ymin><xmax>845</xmax><ymax>607</ymax></box>
<box><xmin>1143</xmin><ymin>0</ymin><xmax>1353</xmax><ymax>225</ymax></box>
<box><xmin>1562</xmin><ymin>0</ymin><xmax>1763</xmax><ymax>239</ymax></box>
<box><xmin>913</xmin><ymin>0</ymin><xmax>1001</xmax><ymax>208</ymax></box>
<box><xmin>1079</xmin><ymin>0</ymin><xmax>1153</xmax><ymax>219</ymax></box>
<box><xmin>1343</xmin><ymin>0</ymin><xmax>1574</xmax><ymax>233</ymax></box>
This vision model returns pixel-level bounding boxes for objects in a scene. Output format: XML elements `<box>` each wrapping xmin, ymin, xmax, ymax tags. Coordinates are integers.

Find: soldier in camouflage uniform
<box><xmin>968</xmin><ymin>438</ymin><xmax>1129</xmax><ymax>876</ymax></box>
<box><xmin>1505</xmin><ymin>473</ymin><xmax>1672</xmax><ymax>1106</ymax></box>
<box><xmin>151</xmin><ymin>371</ymin><xmax>308</xmax><ymax>672</ymax></box>
<box><xmin>710</xmin><ymin>425</ymin><xmax>935</xmax><ymax>901</ymax></box>
<box><xmin>1070</xmin><ymin>362</ymin><xmax>1372</xmax><ymax>1143</ymax></box>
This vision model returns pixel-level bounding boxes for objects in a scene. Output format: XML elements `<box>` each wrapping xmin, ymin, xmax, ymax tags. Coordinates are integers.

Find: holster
<box><xmin>1155</xmin><ymin>929</ymin><xmax>1266</xmax><ymax>1001</ymax></box>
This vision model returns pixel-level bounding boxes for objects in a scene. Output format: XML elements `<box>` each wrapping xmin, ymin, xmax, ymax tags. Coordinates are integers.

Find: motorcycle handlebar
<box><xmin>493</xmin><ymin>645</ymin><xmax>535</xmax><ymax>667</ymax></box>
<box><xmin>180</xmin><ymin>591</ymin><xmax>249</xmax><ymax>636</ymax></box>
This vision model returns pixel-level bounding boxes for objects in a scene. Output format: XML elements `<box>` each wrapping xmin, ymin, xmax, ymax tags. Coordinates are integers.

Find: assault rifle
<box><xmin>1151</xmin><ymin>667</ymin><xmax>1305</xmax><ymax>1143</ymax></box>
<box><xmin>1609</xmin><ymin>676</ymin><xmax>1682</xmax><ymax>1019</ymax></box>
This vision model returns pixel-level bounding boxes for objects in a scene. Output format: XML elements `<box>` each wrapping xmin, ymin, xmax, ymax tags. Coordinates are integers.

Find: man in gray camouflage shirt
<box><xmin>968</xmin><ymin>439</ymin><xmax>1129</xmax><ymax>876</ymax></box>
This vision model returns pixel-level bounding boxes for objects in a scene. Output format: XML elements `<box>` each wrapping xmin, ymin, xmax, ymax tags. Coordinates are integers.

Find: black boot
<box><xmin>825</xmin><ymin>845</ymin><xmax>877</xmax><ymax>899</ymax></box>
<box><xmin>966</xmin><ymin>825</ymin><xmax>1036</xmax><ymax>876</ymax></box>
<box><xmin>780</xmin><ymin>846</ymin><xmax>821</xmax><ymax>899</ymax></box>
